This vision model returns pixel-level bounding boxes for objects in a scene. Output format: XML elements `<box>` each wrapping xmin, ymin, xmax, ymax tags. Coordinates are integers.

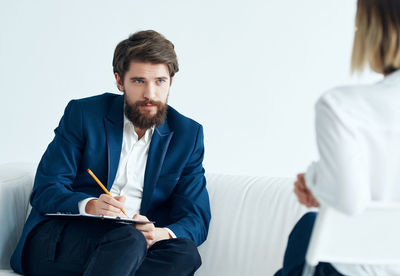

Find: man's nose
<box><xmin>143</xmin><ymin>83</ymin><xmax>156</xmax><ymax>100</ymax></box>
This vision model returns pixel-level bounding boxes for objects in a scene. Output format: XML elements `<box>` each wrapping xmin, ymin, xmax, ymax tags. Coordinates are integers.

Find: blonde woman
<box><xmin>275</xmin><ymin>0</ymin><xmax>400</xmax><ymax>275</ymax></box>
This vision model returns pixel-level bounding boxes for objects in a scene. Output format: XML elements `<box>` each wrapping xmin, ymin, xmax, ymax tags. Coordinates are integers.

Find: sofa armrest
<box><xmin>0</xmin><ymin>163</ymin><xmax>35</xmax><ymax>269</ymax></box>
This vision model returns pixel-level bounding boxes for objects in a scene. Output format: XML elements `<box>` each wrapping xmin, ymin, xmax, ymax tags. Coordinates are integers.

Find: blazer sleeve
<box><xmin>165</xmin><ymin>125</ymin><xmax>211</xmax><ymax>246</ymax></box>
<box><xmin>305</xmin><ymin>92</ymin><xmax>370</xmax><ymax>215</ymax></box>
<box><xmin>30</xmin><ymin>100</ymin><xmax>92</xmax><ymax>214</ymax></box>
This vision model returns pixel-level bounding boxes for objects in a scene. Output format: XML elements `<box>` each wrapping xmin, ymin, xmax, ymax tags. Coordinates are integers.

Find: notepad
<box><xmin>45</xmin><ymin>213</ymin><xmax>154</xmax><ymax>225</ymax></box>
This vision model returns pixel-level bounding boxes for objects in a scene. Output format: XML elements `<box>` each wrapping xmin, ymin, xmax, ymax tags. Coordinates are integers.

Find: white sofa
<box><xmin>0</xmin><ymin>163</ymin><xmax>308</xmax><ymax>276</ymax></box>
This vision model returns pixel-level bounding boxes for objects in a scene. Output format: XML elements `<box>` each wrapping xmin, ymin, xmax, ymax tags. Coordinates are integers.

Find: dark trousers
<box><xmin>274</xmin><ymin>212</ymin><xmax>345</xmax><ymax>276</ymax></box>
<box><xmin>22</xmin><ymin>219</ymin><xmax>201</xmax><ymax>276</ymax></box>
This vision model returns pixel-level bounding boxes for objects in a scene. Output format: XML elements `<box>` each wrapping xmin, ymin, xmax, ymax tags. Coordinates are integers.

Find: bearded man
<box><xmin>10</xmin><ymin>30</ymin><xmax>211</xmax><ymax>276</ymax></box>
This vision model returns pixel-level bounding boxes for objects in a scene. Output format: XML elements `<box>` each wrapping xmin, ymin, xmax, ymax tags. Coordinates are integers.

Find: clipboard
<box><xmin>45</xmin><ymin>213</ymin><xmax>154</xmax><ymax>225</ymax></box>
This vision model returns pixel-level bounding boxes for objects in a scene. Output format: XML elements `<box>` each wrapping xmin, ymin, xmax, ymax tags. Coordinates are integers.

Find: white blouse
<box><xmin>305</xmin><ymin>70</ymin><xmax>400</xmax><ymax>275</ymax></box>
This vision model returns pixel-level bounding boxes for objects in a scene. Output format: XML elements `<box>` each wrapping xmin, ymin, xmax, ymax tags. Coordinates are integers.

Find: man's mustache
<box><xmin>136</xmin><ymin>100</ymin><xmax>162</xmax><ymax>107</ymax></box>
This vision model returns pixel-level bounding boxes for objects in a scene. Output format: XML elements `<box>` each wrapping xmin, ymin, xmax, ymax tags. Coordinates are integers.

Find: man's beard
<box><xmin>124</xmin><ymin>97</ymin><xmax>168</xmax><ymax>130</ymax></box>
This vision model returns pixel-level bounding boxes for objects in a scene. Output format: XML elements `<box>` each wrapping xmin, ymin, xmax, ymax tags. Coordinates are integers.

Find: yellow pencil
<box><xmin>87</xmin><ymin>168</ymin><xmax>128</xmax><ymax>217</ymax></box>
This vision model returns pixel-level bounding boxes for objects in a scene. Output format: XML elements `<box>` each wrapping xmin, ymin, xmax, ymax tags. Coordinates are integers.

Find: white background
<box><xmin>0</xmin><ymin>0</ymin><xmax>380</xmax><ymax>177</ymax></box>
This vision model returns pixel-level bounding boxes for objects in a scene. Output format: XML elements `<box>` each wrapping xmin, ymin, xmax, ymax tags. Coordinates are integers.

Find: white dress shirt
<box><xmin>305</xmin><ymin>70</ymin><xmax>400</xmax><ymax>276</ymax></box>
<box><xmin>78</xmin><ymin>113</ymin><xmax>175</xmax><ymax>238</ymax></box>
<box><xmin>109</xmin><ymin>117</ymin><xmax>153</xmax><ymax>217</ymax></box>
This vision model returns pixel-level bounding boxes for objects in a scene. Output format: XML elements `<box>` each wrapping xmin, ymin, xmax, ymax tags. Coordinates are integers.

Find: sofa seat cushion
<box><xmin>0</xmin><ymin>269</ymin><xmax>19</xmax><ymax>275</ymax></box>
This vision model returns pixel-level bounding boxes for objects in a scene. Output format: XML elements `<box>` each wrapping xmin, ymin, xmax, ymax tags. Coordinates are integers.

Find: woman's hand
<box><xmin>294</xmin><ymin>173</ymin><xmax>320</xmax><ymax>208</ymax></box>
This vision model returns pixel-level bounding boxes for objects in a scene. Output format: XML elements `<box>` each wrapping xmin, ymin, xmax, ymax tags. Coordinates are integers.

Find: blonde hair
<box><xmin>351</xmin><ymin>0</ymin><xmax>400</xmax><ymax>74</ymax></box>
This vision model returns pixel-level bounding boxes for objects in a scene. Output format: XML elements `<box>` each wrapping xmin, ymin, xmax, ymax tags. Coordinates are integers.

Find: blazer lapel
<box><xmin>104</xmin><ymin>95</ymin><xmax>124</xmax><ymax>189</ymax></box>
<box><xmin>140</xmin><ymin>119</ymin><xmax>173</xmax><ymax>215</ymax></box>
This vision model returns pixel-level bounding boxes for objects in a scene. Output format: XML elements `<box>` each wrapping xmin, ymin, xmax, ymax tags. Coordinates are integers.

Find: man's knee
<box><xmin>104</xmin><ymin>225</ymin><xmax>147</xmax><ymax>254</ymax></box>
<box><xmin>171</xmin><ymin>238</ymin><xmax>202</xmax><ymax>274</ymax></box>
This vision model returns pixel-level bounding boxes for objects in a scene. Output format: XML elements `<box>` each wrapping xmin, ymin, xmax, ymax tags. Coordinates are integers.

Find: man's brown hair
<box><xmin>113</xmin><ymin>30</ymin><xmax>179</xmax><ymax>81</ymax></box>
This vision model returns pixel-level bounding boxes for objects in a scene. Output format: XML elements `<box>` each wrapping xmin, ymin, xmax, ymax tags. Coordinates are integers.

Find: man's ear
<box><xmin>115</xmin><ymin>73</ymin><xmax>124</xmax><ymax>91</ymax></box>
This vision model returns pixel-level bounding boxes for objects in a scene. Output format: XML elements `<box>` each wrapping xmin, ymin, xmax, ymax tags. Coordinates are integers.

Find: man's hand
<box><xmin>85</xmin><ymin>194</ymin><xmax>126</xmax><ymax>217</ymax></box>
<box><xmin>133</xmin><ymin>214</ymin><xmax>171</xmax><ymax>248</ymax></box>
<box><xmin>294</xmin><ymin>173</ymin><xmax>320</xmax><ymax>208</ymax></box>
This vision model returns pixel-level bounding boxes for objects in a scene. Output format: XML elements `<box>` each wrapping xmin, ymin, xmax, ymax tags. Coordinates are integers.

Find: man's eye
<box><xmin>157</xmin><ymin>79</ymin><xmax>165</xmax><ymax>84</ymax></box>
<box><xmin>134</xmin><ymin>79</ymin><xmax>144</xmax><ymax>84</ymax></box>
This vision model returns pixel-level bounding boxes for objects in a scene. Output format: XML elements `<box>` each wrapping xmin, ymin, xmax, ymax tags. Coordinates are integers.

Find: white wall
<box><xmin>0</xmin><ymin>0</ymin><xmax>381</xmax><ymax>177</ymax></box>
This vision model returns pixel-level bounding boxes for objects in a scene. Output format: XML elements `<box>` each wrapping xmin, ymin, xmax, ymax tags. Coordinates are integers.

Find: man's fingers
<box><xmin>99</xmin><ymin>194</ymin><xmax>123</xmax><ymax>208</ymax></box>
<box><xmin>91</xmin><ymin>194</ymin><xmax>125</xmax><ymax>216</ymax></box>
<box><xmin>97</xmin><ymin>200</ymin><xmax>123</xmax><ymax>214</ymax></box>
<box><xmin>99</xmin><ymin>194</ymin><xmax>124</xmax><ymax>209</ymax></box>
<box><xmin>99</xmin><ymin>210</ymin><xmax>121</xmax><ymax>217</ymax></box>
<box><xmin>114</xmin><ymin>195</ymin><xmax>126</xmax><ymax>204</ymax></box>
<box><xmin>135</xmin><ymin>222</ymin><xmax>155</xmax><ymax>232</ymax></box>
<box><xmin>133</xmin><ymin>214</ymin><xmax>155</xmax><ymax>231</ymax></box>
<box><xmin>133</xmin><ymin>214</ymin><xmax>149</xmax><ymax>221</ymax></box>
<box><xmin>99</xmin><ymin>204</ymin><xmax>122</xmax><ymax>214</ymax></box>
<box><xmin>143</xmin><ymin>230</ymin><xmax>157</xmax><ymax>248</ymax></box>
<box><xmin>145</xmin><ymin>238</ymin><xmax>155</xmax><ymax>248</ymax></box>
<box><xmin>143</xmin><ymin>231</ymin><xmax>156</xmax><ymax>241</ymax></box>
<box><xmin>133</xmin><ymin>214</ymin><xmax>156</xmax><ymax>248</ymax></box>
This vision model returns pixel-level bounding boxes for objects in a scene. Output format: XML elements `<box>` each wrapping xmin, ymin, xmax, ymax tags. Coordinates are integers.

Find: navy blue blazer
<box><xmin>10</xmin><ymin>93</ymin><xmax>211</xmax><ymax>274</ymax></box>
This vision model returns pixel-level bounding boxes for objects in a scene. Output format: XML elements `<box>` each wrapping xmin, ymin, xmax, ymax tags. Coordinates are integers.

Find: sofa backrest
<box><xmin>197</xmin><ymin>173</ymin><xmax>307</xmax><ymax>276</ymax></box>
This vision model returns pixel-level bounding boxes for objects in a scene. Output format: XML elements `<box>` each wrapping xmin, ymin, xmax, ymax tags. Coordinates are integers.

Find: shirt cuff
<box><xmin>305</xmin><ymin>161</ymin><xmax>317</xmax><ymax>190</ymax></box>
<box><xmin>305</xmin><ymin>162</ymin><xmax>322</xmax><ymax>211</ymax></box>
<box><xmin>78</xmin><ymin>197</ymin><xmax>97</xmax><ymax>214</ymax></box>
<box><xmin>164</xmin><ymin>227</ymin><xmax>176</xmax><ymax>239</ymax></box>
